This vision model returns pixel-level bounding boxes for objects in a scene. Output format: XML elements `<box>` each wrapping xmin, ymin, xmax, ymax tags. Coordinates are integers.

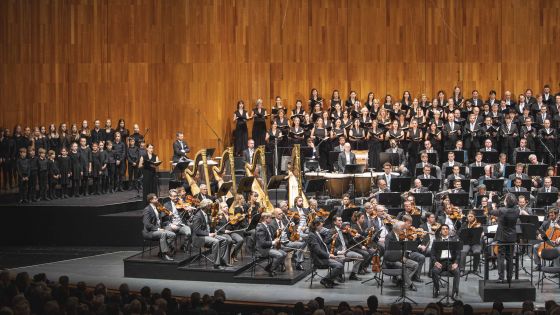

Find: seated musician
<box><xmin>445</xmin><ymin>165</ymin><xmax>465</xmax><ymax>189</ymax></box>
<box><xmin>401</xmin><ymin>215</ymin><xmax>426</xmax><ymax>282</ymax></box>
<box><xmin>271</xmin><ymin>208</ymin><xmax>306</xmax><ymax>271</ymax></box>
<box><xmin>397</xmin><ymin>200</ymin><xmax>419</xmax><ymax>220</ymax></box>
<box><xmin>330</xmin><ymin>217</ymin><xmax>371</xmax><ymax>280</ymax></box>
<box><xmin>216</xmin><ymin>202</ymin><xmax>245</xmax><ymax>262</ymax></box>
<box><xmin>516</xmin><ymin>195</ymin><xmax>532</xmax><ymax>215</ymax></box>
<box><xmin>163</xmin><ymin>189</ymin><xmax>192</xmax><ymax>253</ymax></box>
<box><xmin>337</xmin><ymin>143</ymin><xmax>356</xmax><ymax>172</ymax></box>
<box><xmin>142</xmin><ymin>193</ymin><xmax>176</xmax><ymax>261</ymax></box>
<box><xmin>512</xmin><ymin>138</ymin><xmax>531</xmax><ymax>164</ymax></box>
<box><xmin>290</xmin><ymin>196</ymin><xmax>310</xmax><ymax>238</ymax></box>
<box><xmin>469</xmin><ymin>152</ymin><xmax>486</xmax><ymax>168</ymax></box>
<box><xmin>384</xmin><ymin>221</ymin><xmax>419</xmax><ymax>291</ymax></box>
<box><xmin>475</xmin><ymin>165</ymin><xmax>496</xmax><ymax>188</ymax></box>
<box><xmin>410</xmin><ymin>179</ymin><xmax>429</xmax><ymax>193</ymax></box>
<box><xmin>419</xmin><ymin>212</ymin><xmax>439</xmax><ymax>269</ymax></box>
<box><xmin>416</xmin><ymin>152</ymin><xmax>441</xmax><ymax>178</ymax></box>
<box><xmin>538</xmin><ymin>176</ymin><xmax>559</xmax><ymax>193</ymax></box>
<box><xmin>192</xmin><ymin>199</ymin><xmax>230</xmax><ymax>269</ymax></box>
<box><xmin>335</xmin><ymin>194</ymin><xmax>355</xmax><ymax>218</ymax></box>
<box><xmin>370</xmin><ymin>179</ymin><xmax>390</xmax><ymax>201</ymax></box>
<box><xmin>493</xmin><ymin>153</ymin><xmax>509</xmax><ymax>179</ymax></box>
<box><xmin>533</xmin><ymin>208</ymin><xmax>560</xmax><ymax>271</ymax></box>
<box><xmin>458</xmin><ymin>211</ymin><xmax>482</xmax><ymax>274</ymax></box>
<box><xmin>480</xmin><ymin>139</ymin><xmax>498</xmax><ymax>152</ymax></box>
<box><xmin>438</xmin><ymin>203</ymin><xmax>461</xmax><ymax>237</ymax></box>
<box><xmin>195</xmin><ymin>184</ymin><xmax>215</xmax><ymax>202</ymax></box>
<box><xmin>506</xmin><ymin>177</ymin><xmax>528</xmax><ymax>193</ymax></box>
<box><xmin>308</xmin><ymin>218</ymin><xmax>344</xmax><ymax>288</ymax></box>
<box><xmin>442</xmin><ymin>151</ymin><xmax>463</xmax><ymax>176</ymax></box>
<box><xmin>384</xmin><ymin>139</ymin><xmax>409</xmax><ymax>175</ymax></box>
<box><xmin>431</xmin><ymin>224</ymin><xmax>461</xmax><ymax>298</ymax></box>
<box><xmin>508</xmin><ymin>163</ymin><xmax>529</xmax><ymax>181</ymax></box>
<box><xmin>417</xmin><ymin>164</ymin><xmax>436</xmax><ymax>180</ymax></box>
<box><xmin>420</xmin><ymin>140</ymin><xmax>439</xmax><ymax>165</ymax></box>
<box><xmin>256</xmin><ymin>212</ymin><xmax>287</xmax><ymax>277</ymax></box>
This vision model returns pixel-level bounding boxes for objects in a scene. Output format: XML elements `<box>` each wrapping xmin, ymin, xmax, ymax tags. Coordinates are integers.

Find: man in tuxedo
<box><xmin>420</xmin><ymin>140</ymin><xmax>439</xmax><ymax>164</ymax></box>
<box><xmin>417</xmin><ymin>164</ymin><xmax>436</xmax><ymax>180</ymax></box>
<box><xmin>442</xmin><ymin>151</ymin><xmax>463</xmax><ymax>180</ymax></box>
<box><xmin>191</xmin><ymin>199</ymin><xmax>229</xmax><ymax>269</ymax></box>
<box><xmin>291</xmin><ymin>196</ymin><xmax>310</xmax><ymax>238</ymax></box>
<box><xmin>172</xmin><ymin>131</ymin><xmax>190</xmax><ymax>162</ymax></box>
<box><xmin>384</xmin><ymin>221</ymin><xmax>419</xmax><ymax>291</ymax></box>
<box><xmin>330</xmin><ymin>217</ymin><xmax>368</xmax><ymax>281</ymax></box>
<box><xmin>256</xmin><ymin>212</ymin><xmax>287</xmax><ymax>277</ymax></box>
<box><xmin>242</xmin><ymin>139</ymin><xmax>256</xmax><ymax>164</ymax></box>
<box><xmin>516</xmin><ymin>195</ymin><xmax>532</xmax><ymax>215</ymax></box>
<box><xmin>469</xmin><ymin>152</ymin><xmax>486</xmax><ymax>168</ymax></box>
<box><xmin>480</xmin><ymin>139</ymin><xmax>497</xmax><ymax>152</ymax></box>
<box><xmin>500</xmin><ymin>115</ymin><xmax>519</xmax><ymax>162</ymax></box>
<box><xmin>503</xmin><ymin>90</ymin><xmax>516</xmax><ymax>108</ymax></box>
<box><xmin>431</xmin><ymin>224</ymin><xmax>461</xmax><ymax>298</ymax></box>
<box><xmin>337</xmin><ymin>143</ymin><xmax>356</xmax><ymax>172</ymax></box>
<box><xmin>307</xmin><ymin>218</ymin><xmax>344</xmax><ymax>288</ymax></box>
<box><xmin>467</xmin><ymin>89</ymin><xmax>483</xmax><ymax>108</ymax></box>
<box><xmin>490</xmin><ymin>193</ymin><xmax>520</xmax><ymax>283</ymax></box>
<box><xmin>535</xmin><ymin>105</ymin><xmax>551</xmax><ymax>128</ymax></box>
<box><xmin>417</xmin><ymin>151</ymin><xmax>441</xmax><ymax>178</ymax></box>
<box><xmin>513</xmin><ymin>138</ymin><xmax>531</xmax><ymax>164</ymax></box>
<box><xmin>142</xmin><ymin>193</ymin><xmax>176</xmax><ymax>261</ymax></box>
<box><xmin>445</xmin><ymin>165</ymin><xmax>465</xmax><ymax>190</ymax></box>
<box><xmin>163</xmin><ymin>189</ymin><xmax>192</xmax><ymax>253</ymax></box>
<box><xmin>538</xmin><ymin>176</ymin><xmax>559</xmax><ymax>193</ymax></box>
<box><xmin>464</xmin><ymin>114</ymin><xmax>481</xmax><ymax>160</ymax></box>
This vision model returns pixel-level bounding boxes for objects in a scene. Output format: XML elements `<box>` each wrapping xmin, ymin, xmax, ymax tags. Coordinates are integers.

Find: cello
<box><xmin>537</xmin><ymin>221</ymin><xmax>560</xmax><ymax>257</ymax></box>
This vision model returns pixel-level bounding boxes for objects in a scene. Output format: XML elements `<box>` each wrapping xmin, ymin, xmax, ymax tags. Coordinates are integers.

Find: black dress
<box><xmin>367</xmin><ymin>128</ymin><xmax>383</xmax><ymax>170</ymax></box>
<box><xmin>142</xmin><ymin>153</ymin><xmax>158</xmax><ymax>204</ymax></box>
<box><xmin>252</xmin><ymin>108</ymin><xmax>267</xmax><ymax>147</ymax></box>
<box><xmin>234</xmin><ymin>110</ymin><xmax>249</xmax><ymax>156</ymax></box>
<box><xmin>314</xmin><ymin>128</ymin><xmax>329</xmax><ymax>170</ymax></box>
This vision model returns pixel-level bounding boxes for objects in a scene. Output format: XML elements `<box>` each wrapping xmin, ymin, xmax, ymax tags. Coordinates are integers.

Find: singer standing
<box><xmin>490</xmin><ymin>193</ymin><xmax>520</xmax><ymax>284</ymax></box>
<box><xmin>139</xmin><ymin>144</ymin><xmax>160</xmax><ymax>205</ymax></box>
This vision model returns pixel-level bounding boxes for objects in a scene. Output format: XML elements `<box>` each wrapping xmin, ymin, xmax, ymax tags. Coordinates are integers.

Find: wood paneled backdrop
<box><xmin>2</xmin><ymin>0</ymin><xmax>560</xmax><ymax>169</ymax></box>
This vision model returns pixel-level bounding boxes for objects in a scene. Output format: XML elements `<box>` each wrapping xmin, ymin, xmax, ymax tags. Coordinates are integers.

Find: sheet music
<box><xmin>487</xmin><ymin>225</ymin><xmax>498</xmax><ymax>233</ymax></box>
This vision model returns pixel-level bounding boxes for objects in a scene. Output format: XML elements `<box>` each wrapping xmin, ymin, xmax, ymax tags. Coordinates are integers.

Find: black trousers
<box><xmin>28</xmin><ymin>172</ymin><xmax>37</xmax><ymax>200</ymax></box>
<box><xmin>38</xmin><ymin>171</ymin><xmax>48</xmax><ymax>198</ymax></box>
<box><xmin>107</xmin><ymin>164</ymin><xmax>116</xmax><ymax>191</ymax></box>
<box><xmin>497</xmin><ymin>242</ymin><xmax>514</xmax><ymax>281</ymax></box>
<box><xmin>18</xmin><ymin>177</ymin><xmax>28</xmax><ymax>201</ymax></box>
<box><xmin>432</xmin><ymin>260</ymin><xmax>460</xmax><ymax>293</ymax></box>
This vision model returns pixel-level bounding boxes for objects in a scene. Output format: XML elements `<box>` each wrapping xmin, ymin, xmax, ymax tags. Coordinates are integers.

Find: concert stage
<box><xmin>0</xmin><ymin>191</ymin><xmax>145</xmax><ymax>247</ymax></box>
<box><xmin>124</xmin><ymin>250</ymin><xmax>311</xmax><ymax>285</ymax></box>
<box><xmin>6</xmin><ymin>250</ymin><xmax>559</xmax><ymax>309</ymax></box>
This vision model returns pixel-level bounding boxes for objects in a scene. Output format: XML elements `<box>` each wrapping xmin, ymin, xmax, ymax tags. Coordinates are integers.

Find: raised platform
<box><xmin>478</xmin><ymin>279</ymin><xmax>536</xmax><ymax>302</ymax></box>
<box><xmin>124</xmin><ymin>249</ymin><xmax>311</xmax><ymax>285</ymax></box>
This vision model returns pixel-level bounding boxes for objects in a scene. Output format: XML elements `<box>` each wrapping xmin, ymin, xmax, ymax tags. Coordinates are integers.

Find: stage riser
<box><xmin>478</xmin><ymin>280</ymin><xmax>536</xmax><ymax>302</ymax></box>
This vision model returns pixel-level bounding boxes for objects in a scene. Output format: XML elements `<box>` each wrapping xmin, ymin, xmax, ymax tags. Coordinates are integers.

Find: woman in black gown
<box><xmin>233</xmin><ymin>100</ymin><xmax>251</xmax><ymax>156</ymax></box>
<box><xmin>139</xmin><ymin>143</ymin><xmax>159</xmax><ymax>204</ymax></box>
<box><xmin>367</xmin><ymin>120</ymin><xmax>384</xmax><ymax>170</ymax></box>
<box><xmin>311</xmin><ymin>118</ymin><xmax>329</xmax><ymax>170</ymax></box>
<box><xmin>252</xmin><ymin>99</ymin><xmax>268</xmax><ymax>147</ymax></box>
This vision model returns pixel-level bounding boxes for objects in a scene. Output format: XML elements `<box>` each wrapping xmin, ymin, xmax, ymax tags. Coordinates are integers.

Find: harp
<box><xmin>288</xmin><ymin>144</ymin><xmax>309</xmax><ymax>208</ymax></box>
<box><xmin>212</xmin><ymin>147</ymin><xmax>236</xmax><ymax>197</ymax></box>
<box><xmin>183</xmin><ymin>149</ymin><xmax>212</xmax><ymax>196</ymax></box>
<box><xmin>244</xmin><ymin>145</ymin><xmax>274</xmax><ymax>212</ymax></box>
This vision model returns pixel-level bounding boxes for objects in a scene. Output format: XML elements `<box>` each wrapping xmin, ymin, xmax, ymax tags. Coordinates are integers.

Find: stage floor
<box><xmin>6</xmin><ymin>250</ymin><xmax>558</xmax><ymax>308</ymax></box>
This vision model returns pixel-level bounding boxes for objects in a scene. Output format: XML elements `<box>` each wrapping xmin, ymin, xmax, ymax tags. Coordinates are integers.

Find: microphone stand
<box><xmin>536</xmin><ymin>135</ymin><xmax>556</xmax><ymax>164</ymax></box>
<box><xmin>197</xmin><ymin>109</ymin><xmax>222</xmax><ymax>152</ymax></box>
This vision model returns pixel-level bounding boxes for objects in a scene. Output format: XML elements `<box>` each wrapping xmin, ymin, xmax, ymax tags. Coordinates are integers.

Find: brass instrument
<box><xmin>212</xmin><ymin>147</ymin><xmax>237</xmax><ymax>197</ymax></box>
<box><xmin>183</xmin><ymin>149</ymin><xmax>207</xmax><ymax>196</ymax></box>
<box><xmin>244</xmin><ymin>145</ymin><xmax>274</xmax><ymax>212</ymax></box>
<box><xmin>288</xmin><ymin>144</ymin><xmax>309</xmax><ymax>208</ymax></box>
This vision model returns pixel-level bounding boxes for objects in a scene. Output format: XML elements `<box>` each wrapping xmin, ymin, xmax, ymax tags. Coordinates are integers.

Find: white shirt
<box><xmin>151</xmin><ymin>204</ymin><xmax>161</xmax><ymax>227</ymax></box>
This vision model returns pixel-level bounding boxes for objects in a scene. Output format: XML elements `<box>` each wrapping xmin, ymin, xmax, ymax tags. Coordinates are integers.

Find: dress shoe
<box><xmin>161</xmin><ymin>254</ymin><xmax>174</xmax><ymax>261</ymax></box>
<box><xmin>336</xmin><ymin>274</ymin><xmax>344</xmax><ymax>283</ymax></box>
<box><xmin>320</xmin><ymin>279</ymin><xmax>333</xmax><ymax>288</ymax></box>
<box><xmin>213</xmin><ymin>264</ymin><xmax>223</xmax><ymax>270</ymax></box>
<box><xmin>280</xmin><ymin>264</ymin><xmax>286</xmax><ymax>272</ymax></box>
<box><xmin>296</xmin><ymin>263</ymin><xmax>304</xmax><ymax>271</ymax></box>
<box><xmin>495</xmin><ymin>279</ymin><xmax>505</xmax><ymax>284</ymax></box>
<box><xmin>408</xmin><ymin>284</ymin><xmax>417</xmax><ymax>291</ymax></box>
<box><xmin>268</xmin><ymin>270</ymin><xmax>277</xmax><ymax>277</ymax></box>
<box><xmin>534</xmin><ymin>266</ymin><xmax>542</xmax><ymax>272</ymax></box>
<box><xmin>264</xmin><ymin>264</ymin><xmax>272</xmax><ymax>272</ymax></box>
<box><xmin>412</xmin><ymin>276</ymin><xmax>424</xmax><ymax>283</ymax></box>
<box><xmin>433</xmin><ymin>289</ymin><xmax>439</xmax><ymax>298</ymax></box>
<box><xmin>231</xmin><ymin>255</ymin><xmax>239</xmax><ymax>263</ymax></box>
<box><xmin>349</xmin><ymin>273</ymin><xmax>361</xmax><ymax>281</ymax></box>
<box><xmin>44</xmin><ymin>197</ymin><xmax>52</xmax><ymax>201</ymax></box>
<box><xmin>220</xmin><ymin>261</ymin><xmax>233</xmax><ymax>267</ymax></box>
<box><xmin>358</xmin><ymin>269</ymin><xmax>366</xmax><ymax>275</ymax></box>
<box><xmin>452</xmin><ymin>291</ymin><xmax>458</xmax><ymax>298</ymax></box>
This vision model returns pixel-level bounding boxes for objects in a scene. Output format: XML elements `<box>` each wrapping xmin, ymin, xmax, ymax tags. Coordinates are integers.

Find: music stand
<box><xmin>426</xmin><ymin>152</ymin><xmax>438</xmax><ymax>165</ymax></box>
<box><xmin>420</xmin><ymin>178</ymin><xmax>442</xmax><ymax>191</ymax></box>
<box><xmin>518</xmin><ymin>223</ymin><xmax>537</xmax><ymax>283</ymax></box>
<box><xmin>528</xmin><ymin>164</ymin><xmax>548</xmax><ymax>177</ymax></box>
<box><xmin>324</xmin><ymin>209</ymin><xmax>338</xmax><ymax>229</ymax></box>
<box><xmin>237</xmin><ymin>177</ymin><xmax>255</xmax><ymax>198</ymax></box>
<box><xmin>470</xmin><ymin>209</ymin><xmax>484</xmax><ymax>217</ymax></box>
<box><xmin>432</xmin><ymin>240</ymin><xmax>463</xmax><ymax>305</ymax></box>
<box><xmin>329</xmin><ymin>151</ymin><xmax>340</xmax><ymax>172</ymax></box>
<box><xmin>475</xmin><ymin>216</ymin><xmax>488</xmax><ymax>225</ymax></box>
<box><xmin>387</xmin><ymin>240</ymin><xmax>420</xmax><ymax>304</ymax></box>
<box><xmin>341</xmin><ymin>207</ymin><xmax>361</xmax><ymax>223</ymax></box>
<box><xmin>216</xmin><ymin>181</ymin><xmax>233</xmax><ymax>198</ymax></box>
<box><xmin>268</xmin><ymin>175</ymin><xmax>286</xmax><ymax>206</ymax></box>
<box><xmin>411</xmin><ymin>215</ymin><xmax>422</xmax><ymax>228</ymax></box>
<box><xmin>305</xmin><ymin>178</ymin><xmax>326</xmax><ymax>195</ymax></box>
<box><xmin>344</xmin><ymin>164</ymin><xmax>365</xmax><ymax>201</ymax></box>
<box><xmin>379</xmin><ymin>152</ymin><xmax>400</xmax><ymax>168</ymax></box>
<box><xmin>511</xmin><ymin>191</ymin><xmax>530</xmax><ymax>202</ymax></box>
<box><xmin>470</xmin><ymin>166</ymin><xmax>485</xmax><ymax>179</ymax></box>
<box><xmin>459</xmin><ymin>227</ymin><xmax>483</xmax><ymax>280</ymax></box>
<box><xmin>449</xmin><ymin>150</ymin><xmax>467</xmax><ymax>165</ymax></box>
<box><xmin>459</xmin><ymin>179</ymin><xmax>471</xmax><ymax>192</ymax></box>
<box><xmin>520</xmin><ymin>179</ymin><xmax>533</xmax><ymax>191</ymax></box>
<box><xmin>515</xmin><ymin>151</ymin><xmax>534</xmax><ymax>164</ymax></box>
<box><xmin>247</xmin><ymin>212</ymin><xmax>262</xmax><ymax>231</ymax></box>
<box><xmin>504</xmin><ymin>165</ymin><xmax>516</xmax><ymax>178</ymax></box>
<box><xmin>481</xmin><ymin>151</ymin><xmax>499</xmax><ymax>164</ymax></box>
<box><xmin>551</xmin><ymin>176</ymin><xmax>560</xmax><ymax>189</ymax></box>
<box><xmin>448</xmin><ymin>193</ymin><xmax>469</xmax><ymax>207</ymax></box>
<box><xmin>536</xmin><ymin>192</ymin><xmax>557</xmax><ymax>207</ymax></box>
<box><xmin>484</xmin><ymin>179</ymin><xmax>505</xmax><ymax>192</ymax></box>
<box><xmin>519</xmin><ymin>215</ymin><xmax>539</xmax><ymax>225</ymax></box>
<box><xmin>390</xmin><ymin>177</ymin><xmax>412</xmax><ymax>192</ymax></box>
<box><xmin>387</xmin><ymin>208</ymin><xmax>403</xmax><ymax>217</ymax></box>
<box><xmin>411</xmin><ymin>192</ymin><xmax>433</xmax><ymax>207</ymax></box>
<box><xmin>378</xmin><ymin>192</ymin><xmax>402</xmax><ymax>207</ymax></box>
<box><xmin>206</xmin><ymin>148</ymin><xmax>216</xmax><ymax>159</ymax></box>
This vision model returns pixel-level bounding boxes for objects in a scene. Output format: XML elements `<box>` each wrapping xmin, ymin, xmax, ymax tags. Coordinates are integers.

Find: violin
<box><xmin>449</xmin><ymin>206</ymin><xmax>464</xmax><ymax>220</ymax></box>
<box><xmin>228</xmin><ymin>213</ymin><xmax>246</xmax><ymax>225</ymax></box>
<box><xmin>307</xmin><ymin>208</ymin><xmax>330</xmax><ymax>226</ymax></box>
<box><xmin>287</xmin><ymin>210</ymin><xmax>301</xmax><ymax>222</ymax></box>
<box><xmin>330</xmin><ymin>230</ymin><xmax>338</xmax><ymax>255</ymax></box>
<box><xmin>156</xmin><ymin>202</ymin><xmax>172</xmax><ymax>216</ymax></box>
<box><xmin>274</xmin><ymin>228</ymin><xmax>283</xmax><ymax>249</ymax></box>
<box><xmin>468</xmin><ymin>220</ymin><xmax>481</xmax><ymax>229</ymax></box>
<box><xmin>430</xmin><ymin>222</ymin><xmax>441</xmax><ymax>232</ymax></box>
<box><xmin>288</xmin><ymin>223</ymin><xmax>300</xmax><ymax>242</ymax></box>
<box><xmin>383</xmin><ymin>214</ymin><xmax>397</xmax><ymax>225</ymax></box>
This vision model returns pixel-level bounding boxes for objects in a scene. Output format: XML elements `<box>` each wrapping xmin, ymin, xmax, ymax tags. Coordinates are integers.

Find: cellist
<box><xmin>533</xmin><ymin>208</ymin><xmax>560</xmax><ymax>271</ymax></box>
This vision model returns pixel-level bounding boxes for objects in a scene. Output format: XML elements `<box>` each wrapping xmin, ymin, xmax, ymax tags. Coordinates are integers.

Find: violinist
<box><xmin>330</xmin><ymin>217</ymin><xmax>369</xmax><ymax>281</ymax></box>
<box><xmin>308</xmin><ymin>218</ymin><xmax>344</xmax><ymax>288</ymax></box>
<box><xmin>397</xmin><ymin>201</ymin><xmax>418</xmax><ymax>220</ymax></box>
<box><xmin>256</xmin><ymin>212</ymin><xmax>287</xmax><ymax>277</ymax></box>
<box><xmin>384</xmin><ymin>221</ymin><xmax>419</xmax><ymax>291</ymax></box>
<box><xmin>438</xmin><ymin>203</ymin><xmax>461</xmax><ymax>236</ymax></box>
<box><xmin>334</xmin><ymin>194</ymin><xmax>355</xmax><ymax>218</ymax></box>
<box><xmin>350</xmin><ymin>212</ymin><xmax>377</xmax><ymax>274</ymax></box>
<box><xmin>401</xmin><ymin>215</ymin><xmax>426</xmax><ymax>282</ymax></box>
<box><xmin>247</xmin><ymin>191</ymin><xmax>262</xmax><ymax>219</ymax></box>
<box><xmin>163</xmin><ymin>189</ymin><xmax>192</xmax><ymax>253</ymax></box>
<box><xmin>532</xmin><ymin>208</ymin><xmax>559</xmax><ymax>271</ymax></box>
<box><xmin>419</xmin><ymin>213</ymin><xmax>439</xmax><ymax>268</ymax></box>
<box><xmin>216</xmin><ymin>202</ymin><xmax>244</xmax><ymax>262</ymax></box>
<box><xmin>516</xmin><ymin>195</ymin><xmax>532</xmax><ymax>215</ymax></box>
<box><xmin>270</xmin><ymin>208</ymin><xmax>306</xmax><ymax>270</ymax></box>
<box><xmin>290</xmin><ymin>196</ymin><xmax>310</xmax><ymax>239</ymax></box>
<box><xmin>142</xmin><ymin>193</ymin><xmax>176</xmax><ymax>261</ymax></box>
<box><xmin>458</xmin><ymin>211</ymin><xmax>482</xmax><ymax>274</ymax></box>
<box><xmin>308</xmin><ymin>199</ymin><xmax>330</xmax><ymax>235</ymax></box>
<box><xmin>195</xmin><ymin>184</ymin><xmax>215</xmax><ymax>202</ymax></box>
<box><xmin>191</xmin><ymin>199</ymin><xmax>230</xmax><ymax>269</ymax></box>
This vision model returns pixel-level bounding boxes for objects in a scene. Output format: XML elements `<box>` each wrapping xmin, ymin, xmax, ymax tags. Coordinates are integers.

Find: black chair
<box><xmin>141</xmin><ymin>237</ymin><xmax>158</xmax><ymax>257</ymax></box>
<box><xmin>537</xmin><ymin>248</ymin><xmax>560</xmax><ymax>292</ymax></box>
<box><xmin>379</xmin><ymin>258</ymin><xmax>402</xmax><ymax>294</ymax></box>
<box><xmin>249</xmin><ymin>246</ymin><xmax>273</xmax><ymax>277</ymax></box>
<box><xmin>307</xmin><ymin>259</ymin><xmax>333</xmax><ymax>288</ymax></box>
<box><xmin>189</xmin><ymin>236</ymin><xmax>214</xmax><ymax>267</ymax></box>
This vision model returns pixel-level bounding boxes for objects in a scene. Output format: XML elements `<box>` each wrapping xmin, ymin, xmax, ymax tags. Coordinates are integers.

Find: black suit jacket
<box><xmin>538</xmin><ymin>186</ymin><xmax>559</xmax><ymax>193</ymax></box>
<box><xmin>490</xmin><ymin>207</ymin><xmax>520</xmax><ymax>243</ymax></box>
<box><xmin>143</xmin><ymin>205</ymin><xmax>163</xmax><ymax>232</ymax></box>
<box><xmin>172</xmin><ymin>140</ymin><xmax>190</xmax><ymax>162</ymax></box>
<box><xmin>430</xmin><ymin>236</ymin><xmax>461</xmax><ymax>264</ymax></box>
<box><xmin>337</xmin><ymin>151</ymin><xmax>356</xmax><ymax>172</ymax></box>
<box><xmin>191</xmin><ymin>208</ymin><xmax>210</xmax><ymax>237</ymax></box>
<box><xmin>242</xmin><ymin>148</ymin><xmax>255</xmax><ymax>164</ymax></box>
<box><xmin>256</xmin><ymin>223</ymin><xmax>275</xmax><ymax>251</ymax></box>
<box><xmin>308</xmin><ymin>230</ymin><xmax>331</xmax><ymax>266</ymax></box>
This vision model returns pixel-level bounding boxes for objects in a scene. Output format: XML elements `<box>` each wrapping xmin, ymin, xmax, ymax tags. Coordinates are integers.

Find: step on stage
<box><xmin>124</xmin><ymin>248</ymin><xmax>311</xmax><ymax>285</ymax></box>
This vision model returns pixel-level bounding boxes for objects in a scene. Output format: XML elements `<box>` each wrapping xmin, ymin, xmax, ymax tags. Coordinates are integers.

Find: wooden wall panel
<box><xmin>2</xmin><ymin>0</ymin><xmax>560</xmax><ymax>169</ymax></box>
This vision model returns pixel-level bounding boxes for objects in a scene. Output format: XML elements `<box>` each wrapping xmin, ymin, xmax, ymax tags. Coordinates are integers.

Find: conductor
<box><xmin>490</xmin><ymin>193</ymin><xmax>520</xmax><ymax>284</ymax></box>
